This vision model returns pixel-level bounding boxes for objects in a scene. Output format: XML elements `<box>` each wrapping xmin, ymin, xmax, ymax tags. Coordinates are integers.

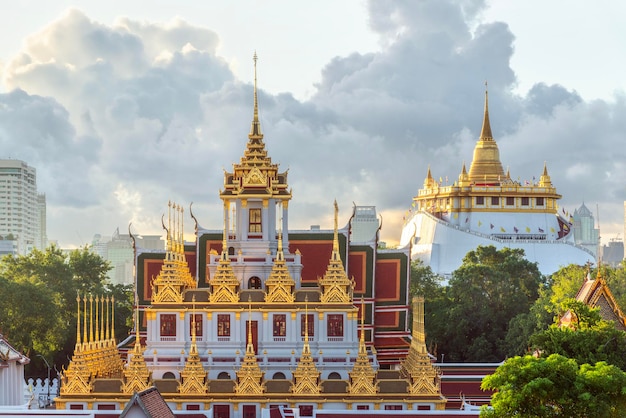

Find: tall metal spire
<box><xmin>250</xmin><ymin>52</ymin><xmax>262</xmax><ymax>137</ymax></box>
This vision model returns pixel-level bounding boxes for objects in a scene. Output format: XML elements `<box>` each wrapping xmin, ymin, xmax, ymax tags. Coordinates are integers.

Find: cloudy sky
<box><xmin>0</xmin><ymin>0</ymin><xmax>625</xmax><ymax>249</ymax></box>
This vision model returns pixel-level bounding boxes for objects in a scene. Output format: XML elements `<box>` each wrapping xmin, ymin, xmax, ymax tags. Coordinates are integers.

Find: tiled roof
<box><xmin>120</xmin><ymin>386</ymin><xmax>174</xmax><ymax>418</ymax></box>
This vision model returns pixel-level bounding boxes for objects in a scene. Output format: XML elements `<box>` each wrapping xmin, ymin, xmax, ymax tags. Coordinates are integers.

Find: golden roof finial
<box><xmin>333</xmin><ymin>199</ymin><xmax>339</xmax><ymax>255</ymax></box>
<box><xmin>82</xmin><ymin>294</ymin><xmax>87</xmax><ymax>349</ymax></box>
<box><xmin>400</xmin><ymin>297</ymin><xmax>443</xmax><ymax>399</ymax></box>
<box><xmin>291</xmin><ymin>294</ymin><xmax>321</xmax><ymax>395</ymax></box>
<box><xmin>250</xmin><ymin>51</ymin><xmax>262</xmax><ymax>137</ymax></box>
<box><xmin>264</xmin><ymin>206</ymin><xmax>295</xmax><ymax>303</ymax></box>
<box><xmin>348</xmin><ymin>296</ymin><xmax>378</xmax><ymax>395</ymax></box>
<box><xmin>76</xmin><ymin>291</ymin><xmax>81</xmax><ymax>347</ymax></box>
<box><xmin>539</xmin><ymin>161</ymin><xmax>553</xmax><ymax>187</ymax></box>
<box><xmin>179</xmin><ymin>295</ymin><xmax>209</xmax><ymax>395</ymax></box>
<box><xmin>247</xmin><ymin>296</ymin><xmax>253</xmax><ymax>353</ymax></box>
<box><xmin>304</xmin><ymin>296</ymin><xmax>310</xmax><ymax>344</ymax></box>
<box><xmin>467</xmin><ymin>82</ymin><xmax>505</xmax><ymax>183</ymax></box>
<box><xmin>480</xmin><ymin>81</ymin><xmax>493</xmax><ymax>140</ymax></box>
<box><xmin>319</xmin><ymin>202</ymin><xmax>354</xmax><ymax>304</ymax></box>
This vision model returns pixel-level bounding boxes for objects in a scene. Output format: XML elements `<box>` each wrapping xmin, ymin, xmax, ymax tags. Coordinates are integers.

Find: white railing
<box><xmin>160</xmin><ymin>336</ymin><xmax>176</xmax><ymax>342</ymax></box>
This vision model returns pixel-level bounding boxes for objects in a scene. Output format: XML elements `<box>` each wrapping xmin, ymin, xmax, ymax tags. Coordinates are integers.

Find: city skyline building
<box><xmin>572</xmin><ymin>202</ymin><xmax>600</xmax><ymax>258</ymax></box>
<box><xmin>92</xmin><ymin>229</ymin><xmax>164</xmax><ymax>285</ymax></box>
<box><xmin>0</xmin><ymin>159</ymin><xmax>46</xmax><ymax>255</ymax></box>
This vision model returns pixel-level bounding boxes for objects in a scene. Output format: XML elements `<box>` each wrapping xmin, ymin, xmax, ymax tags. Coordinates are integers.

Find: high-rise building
<box><xmin>572</xmin><ymin>202</ymin><xmax>600</xmax><ymax>257</ymax></box>
<box><xmin>92</xmin><ymin>230</ymin><xmax>165</xmax><ymax>285</ymax></box>
<box><xmin>0</xmin><ymin>159</ymin><xmax>46</xmax><ymax>255</ymax></box>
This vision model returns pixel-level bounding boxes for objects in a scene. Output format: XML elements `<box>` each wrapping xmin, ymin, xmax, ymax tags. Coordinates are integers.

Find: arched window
<box><xmin>228</xmin><ymin>246</ymin><xmax>235</xmax><ymax>256</ymax></box>
<box><xmin>272</xmin><ymin>372</ymin><xmax>286</xmax><ymax>380</ymax></box>
<box><xmin>327</xmin><ymin>372</ymin><xmax>341</xmax><ymax>380</ymax></box>
<box><xmin>162</xmin><ymin>372</ymin><xmax>176</xmax><ymax>379</ymax></box>
<box><xmin>248</xmin><ymin>276</ymin><xmax>262</xmax><ymax>289</ymax></box>
<box><xmin>217</xmin><ymin>372</ymin><xmax>231</xmax><ymax>380</ymax></box>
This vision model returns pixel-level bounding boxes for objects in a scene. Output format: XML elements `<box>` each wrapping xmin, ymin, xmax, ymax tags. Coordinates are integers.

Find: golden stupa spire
<box><xmin>250</xmin><ymin>51</ymin><xmax>262</xmax><ymax>137</ymax></box>
<box><xmin>209</xmin><ymin>201</ymin><xmax>240</xmax><ymax>303</ymax></box>
<box><xmin>179</xmin><ymin>296</ymin><xmax>209</xmax><ymax>395</ymax></box>
<box><xmin>265</xmin><ymin>210</ymin><xmax>296</xmax><ymax>303</ymax></box>
<box><xmin>479</xmin><ymin>82</ymin><xmax>493</xmax><ymax>140</ymax></box>
<box><xmin>122</xmin><ymin>298</ymin><xmax>151</xmax><ymax>394</ymax></box>
<box><xmin>235</xmin><ymin>298</ymin><xmax>265</xmax><ymax>395</ymax></box>
<box><xmin>219</xmin><ymin>52</ymin><xmax>292</xmax><ymax>204</ymax></box>
<box><xmin>424</xmin><ymin>165</ymin><xmax>436</xmax><ymax>188</ymax></box>
<box><xmin>348</xmin><ymin>297</ymin><xmax>378</xmax><ymax>395</ymax></box>
<box><xmin>291</xmin><ymin>296</ymin><xmax>321</xmax><ymax>395</ymax></box>
<box><xmin>467</xmin><ymin>82</ymin><xmax>505</xmax><ymax>183</ymax></box>
<box><xmin>76</xmin><ymin>291</ymin><xmax>81</xmax><ymax>348</ymax></box>
<box><xmin>319</xmin><ymin>201</ymin><xmax>354</xmax><ymax>304</ymax></box>
<box><xmin>400</xmin><ymin>297</ymin><xmax>443</xmax><ymax>399</ymax></box>
<box><xmin>151</xmin><ymin>201</ymin><xmax>196</xmax><ymax>304</ymax></box>
<box><xmin>539</xmin><ymin>161</ymin><xmax>553</xmax><ymax>187</ymax></box>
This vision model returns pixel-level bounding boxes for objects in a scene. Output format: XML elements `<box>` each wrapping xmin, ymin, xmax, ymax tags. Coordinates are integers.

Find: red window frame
<box><xmin>218</xmin><ymin>314</ymin><xmax>230</xmax><ymax>337</ymax></box>
<box><xmin>273</xmin><ymin>314</ymin><xmax>286</xmax><ymax>337</ymax></box>
<box><xmin>160</xmin><ymin>314</ymin><xmax>176</xmax><ymax>336</ymax></box>
<box><xmin>249</xmin><ymin>208</ymin><xmax>262</xmax><ymax>233</ymax></box>
<box><xmin>327</xmin><ymin>314</ymin><xmax>343</xmax><ymax>337</ymax></box>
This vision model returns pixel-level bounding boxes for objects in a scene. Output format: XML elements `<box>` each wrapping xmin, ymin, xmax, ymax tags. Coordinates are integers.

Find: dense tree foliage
<box><xmin>529</xmin><ymin>300</ymin><xmax>626</xmax><ymax>370</ymax></box>
<box><xmin>481</xmin><ymin>354</ymin><xmax>626</xmax><ymax>417</ymax></box>
<box><xmin>0</xmin><ymin>245</ymin><xmax>133</xmax><ymax>376</ymax></box>
<box><xmin>411</xmin><ymin>246</ymin><xmax>545</xmax><ymax>362</ymax></box>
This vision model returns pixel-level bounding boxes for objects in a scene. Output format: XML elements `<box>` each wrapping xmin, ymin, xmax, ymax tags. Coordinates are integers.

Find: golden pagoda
<box><xmin>178</xmin><ymin>298</ymin><xmax>209</xmax><ymax>395</ymax></box>
<box><xmin>400</xmin><ymin>84</ymin><xmax>593</xmax><ymax>276</ymax></box>
<box><xmin>291</xmin><ymin>300</ymin><xmax>321</xmax><ymax>395</ymax></box>
<box><xmin>318</xmin><ymin>201</ymin><xmax>354</xmax><ymax>304</ymax></box>
<box><xmin>400</xmin><ymin>297</ymin><xmax>446</xmax><ymax>408</ymax></box>
<box><xmin>151</xmin><ymin>202</ymin><xmax>196</xmax><ymax>304</ymax></box>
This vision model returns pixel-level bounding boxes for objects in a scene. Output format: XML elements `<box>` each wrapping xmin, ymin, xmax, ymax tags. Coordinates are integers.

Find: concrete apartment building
<box><xmin>0</xmin><ymin>159</ymin><xmax>46</xmax><ymax>255</ymax></box>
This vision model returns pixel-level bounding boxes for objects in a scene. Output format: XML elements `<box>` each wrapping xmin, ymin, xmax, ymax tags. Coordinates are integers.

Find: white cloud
<box><xmin>0</xmin><ymin>2</ymin><xmax>624</xmax><ymax>249</ymax></box>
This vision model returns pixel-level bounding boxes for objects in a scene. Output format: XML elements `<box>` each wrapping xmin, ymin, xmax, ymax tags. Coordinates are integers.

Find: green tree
<box><xmin>0</xmin><ymin>245</ymin><xmax>134</xmax><ymax>376</ymax></box>
<box><xmin>530</xmin><ymin>300</ymin><xmax>626</xmax><ymax>370</ymax></box>
<box><xmin>481</xmin><ymin>354</ymin><xmax>626</xmax><ymax>417</ymax></box>
<box><xmin>432</xmin><ymin>246</ymin><xmax>545</xmax><ymax>361</ymax></box>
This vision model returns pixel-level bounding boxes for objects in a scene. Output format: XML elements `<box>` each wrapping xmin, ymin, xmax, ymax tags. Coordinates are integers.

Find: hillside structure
<box><xmin>52</xmin><ymin>56</ymin><xmax>479</xmax><ymax>416</ymax></box>
<box><xmin>400</xmin><ymin>88</ymin><xmax>594</xmax><ymax>276</ymax></box>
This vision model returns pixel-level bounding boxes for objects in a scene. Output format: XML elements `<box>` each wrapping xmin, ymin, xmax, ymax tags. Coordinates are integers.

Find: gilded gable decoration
<box><xmin>319</xmin><ymin>201</ymin><xmax>354</xmax><ymax>304</ymax></box>
<box><xmin>151</xmin><ymin>202</ymin><xmax>196</xmax><ymax>304</ymax></box>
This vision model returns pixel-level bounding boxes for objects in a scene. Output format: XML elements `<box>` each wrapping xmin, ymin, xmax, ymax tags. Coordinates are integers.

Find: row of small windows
<box><xmin>159</xmin><ymin>313</ymin><xmax>343</xmax><ymax>338</ymax></box>
<box><xmin>475</xmin><ymin>196</ymin><xmax>544</xmax><ymax>206</ymax></box>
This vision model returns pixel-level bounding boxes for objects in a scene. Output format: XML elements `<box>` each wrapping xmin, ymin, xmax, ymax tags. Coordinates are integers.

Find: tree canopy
<box><xmin>411</xmin><ymin>245</ymin><xmax>545</xmax><ymax>362</ymax></box>
<box><xmin>481</xmin><ymin>354</ymin><xmax>626</xmax><ymax>417</ymax></box>
<box><xmin>0</xmin><ymin>245</ymin><xmax>133</xmax><ymax>376</ymax></box>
